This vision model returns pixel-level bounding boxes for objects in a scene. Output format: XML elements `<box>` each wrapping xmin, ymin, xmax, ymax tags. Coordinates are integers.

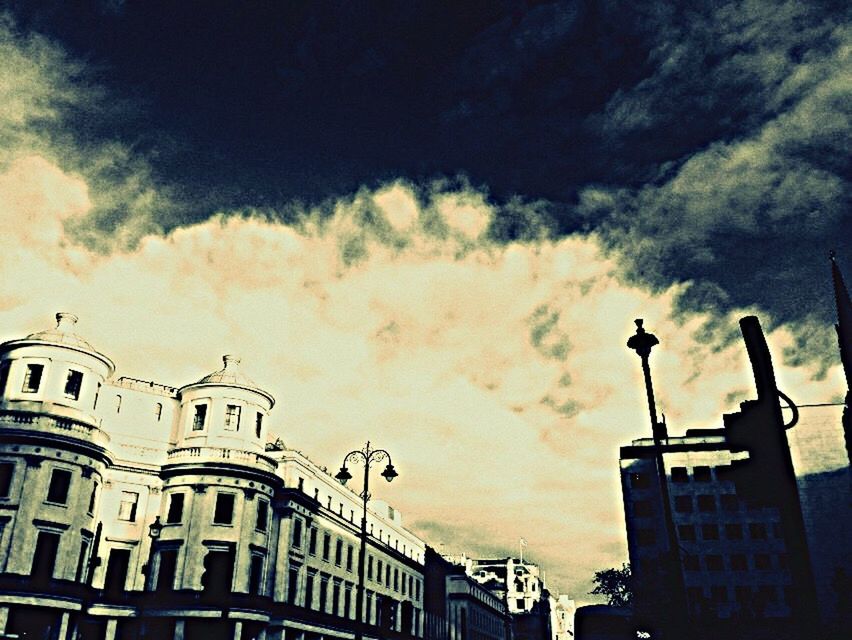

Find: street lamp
<box><xmin>144</xmin><ymin>516</ymin><xmax>163</xmax><ymax>590</ymax></box>
<box><xmin>335</xmin><ymin>441</ymin><xmax>398</xmax><ymax>640</ymax></box>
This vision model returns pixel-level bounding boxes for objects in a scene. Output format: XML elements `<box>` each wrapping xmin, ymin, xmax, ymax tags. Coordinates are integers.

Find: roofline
<box><xmin>0</xmin><ymin>338</ymin><xmax>116</xmax><ymax>376</ymax></box>
<box><xmin>178</xmin><ymin>381</ymin><xmax>276</xmax><ymax>408</ymax></box>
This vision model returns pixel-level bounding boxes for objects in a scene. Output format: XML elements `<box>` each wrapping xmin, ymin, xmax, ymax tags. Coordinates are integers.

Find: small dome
<box><xmin>26</xmin><ymin>312</ymin><xmax>97</xmax><ymax>352</ymax></box>
<box><xmin>187</xmin><ymin>355</ymin><xmax>275</xmax><ymax>406</ymax></box>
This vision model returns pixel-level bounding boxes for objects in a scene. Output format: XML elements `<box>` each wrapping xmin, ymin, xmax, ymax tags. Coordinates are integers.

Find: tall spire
<box><xmin>830</xmin><ymin>250</ymin><xmax>852</xmax><ymax>392</ymax></box>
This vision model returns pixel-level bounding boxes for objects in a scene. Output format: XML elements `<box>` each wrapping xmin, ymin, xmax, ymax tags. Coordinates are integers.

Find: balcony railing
<box><xmin>166</xmin><ymin>446</ymin><xmax>278</xmax><ymax>473</ymax></box>
<box><xmin>0</xmin><ymin>410</ymin><xmax>110</xmax><ymax>449</ymax></box>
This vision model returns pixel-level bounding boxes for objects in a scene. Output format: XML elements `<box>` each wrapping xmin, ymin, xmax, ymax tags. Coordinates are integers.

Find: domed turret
<box><xmin>174</xmin><ymin>355</ymin><xmax>274</xmax><ymax>453</ymax></box>
<box><xmin>0</xmin><ymin>312</ymin><xmax>114</xmax><ymax>427</ymax></box>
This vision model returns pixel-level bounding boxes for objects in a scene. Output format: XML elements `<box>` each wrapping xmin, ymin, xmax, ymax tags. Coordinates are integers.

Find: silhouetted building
<box><xmin>620</xmin><ymin>256</ymin><xmax>852</xmax><ymax>639</ymax></box>
<box><xmin>0</xmin><ymin>313</ymin><xmax>426</xmax><ymax>640</ymax></box>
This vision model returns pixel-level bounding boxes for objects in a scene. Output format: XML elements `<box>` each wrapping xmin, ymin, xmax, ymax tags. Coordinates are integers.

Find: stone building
<box><xmin>0</xmin><ymin>313</ymin><xmax>425</xmax><ymax>640</ymax></box>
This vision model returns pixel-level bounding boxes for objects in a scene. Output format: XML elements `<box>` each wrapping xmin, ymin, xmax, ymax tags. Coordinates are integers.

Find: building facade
<box><xmin>621</xmin><ymin>283</ymin><xmax>852</xmax><ymax>640</ymax></box>
<box><xmin>0</xmin><ymin>313</ymin><xmax>426</xmax><ymax>640</ymax></box>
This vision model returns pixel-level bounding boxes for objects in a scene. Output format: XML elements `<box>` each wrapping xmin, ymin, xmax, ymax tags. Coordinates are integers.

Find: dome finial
<box><xmin>55</xmin><ymin>312</ymin><xmax>79</xmax><ymax>331</ymax></box>
<box><xmin>223</xmin><ymin>354</ymin><xmax>240</xmax><ymax>369</ymax></box>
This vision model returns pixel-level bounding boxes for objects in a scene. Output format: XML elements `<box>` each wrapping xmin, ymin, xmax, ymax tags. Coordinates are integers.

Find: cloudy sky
<box><xmin>1</xmin><ymin>1</ymin><xmax>849</xmax><ymax>601</ymax></box>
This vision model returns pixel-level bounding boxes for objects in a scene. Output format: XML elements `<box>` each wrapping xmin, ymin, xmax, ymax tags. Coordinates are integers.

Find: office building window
<box><xmin>735</xmin><ymin>586</ymin><xmax>752</xmax><ymax>604</ymax></box>
<box><xmin>118</xmin><ymin>491</ymin><xmax>139</xmax><ymax>522</ymax></box>
<box><xmin>319</xmin><ymin>575</ymin><xmax>329</xmax><ymax>612</ymax></box>
<box><xmin>725</xmin><ymin>523</ymin><xmax>743</xmax><ymax>540</ymax></box>
<box><xmin>749</xmin><ymin>523</ymin><xmax>768</xmax><ymax>540</ymax></box>
<box><xmin>225</xmin><ymin>404</ymin><xmax>241</xmax><ymax>431</ymax></box>
<box><xmin>166</xmin><ymin>493</ymin><xmax>185</xmax><ymax>524</ymax></box>
<box><xmin>758</xmin><ymin>585</ymin><xmax>778</xmax><ymax>603</ymax></box>
<box><xmin>332</xmin><ymin>580</ymin><xmax>341</xmax><ymax>616</ymax></box>
<box><xmin>720</xmin><ymin>494</ymin><xmax>738</xmax><ymax>511</ymax></box>
<box><xmin>683</xmin><ymin>555</ymin><xmax>700</xmax><ymax>571</ymax></box>
<box><xmin>693</xmin><ymin>466</ymin><xmax>712</xmax><ymax>482</ymax></box>
<box><xmin>64</xmin><ymin>370</ymin><xmax>83</xmax><ymax>400</ymax></box>
<box><xmin>754</xmin><ymin>553</ymin><xmax>771</xmax><ymax>570</ymax></box>
<box><xmin>711</xmin><ymin>586</ymin><xmax>728</xmax><ymax>603</ymax></box>
<box><xmin>671</xmin><ymin>467</ymin><xmax>689</xmax><ymax>483</ymax></box>
<box><xmin>256</xmin><ymin>412</ymin><xmax>263</xmax><ymax>438</ymax></box>
<box><xmin>634</xmin><ymin>499</ymin><xmax>653</xmax><ymax>516</ymax></box>
<box><xmin>346</xmin><ymin>545</ymin><xmax>354</xmax><ymax>571</ymax></box>
<box><xmin>705</xmin><ymin>555</ymin><xmax>724</xmax><ymax>571</ymax></box>
<box><xmin>697</xmin><ymin>495</ymin><xmax>716</xmax><ymax>512</ymax></box>
<box><xmin>256</xmin><ymin>499</ymin><xmax>269</xmax><ymax>532</ymax></box>
<box><xmin>305</xmin><ymin>572</ymin><xmax>315</xmax><ymax>609</ymax></box>
<box><xmin>31</xmin><ymin>531</ymin><xmax>60</xmax><ymax>581</ymax></box>
<box><xmin>46</xmin><ymin>469</ymin><xmax>72</xmax><ymax>504</ymax></box>
<box><xmin>156</xmin><ymin>548</ymin><xmax>179</xmax><ymax>592</ymax></box>
<box><xmin>308</xmin><ymin>528</ymin><xmax>317</xmax><ymax>555</ymax></box>
<box><xmin>344</xmin><ymin>583</ymin><xmax>353</xmax><ymax>618</ymax></box>
<box><xmin>701</xmin><ymin>524</ymin><xmax>719</xmax><ymax>540</ymax></box>
<box><xmin>677</xmin><ymin>525</ymin><xmax>696</xmax><ymax>541</ymax></box>
<box><xmin>75</xmin><ymin>538</ymin><xmax>91</xmax><ymax>582</ymax></box>
<box><xmin>87</xmin><ymin>482</ymin><xmax>99</xmax><ymax>514</ymax></box>
<box><xmin>192</xmin><ymin>404</ymin><xmax>207</xmax><ymax>431</ymax></box>
<box><xmin>629</xmin><ymin>472</ymin><xmax>651</xmax><ymax>489</ymax></box>
<box><xmin>730</xmin><ymin>554</ymin><xmax>748</xmax><ymax>571</ymax></box>
<box><xmin>0</xmin><ymin>462</ymin><xmax>14</xmax><ymax>498</ymax></box>
<box><xmin>394</xmin><ymin>568</ymin><xmax>399</xmax><ymax>591</ymax></box>
<box><xmin>322</xmin><ymin>533</ymin><xmax>331</xmax><ymax>561</ymax></box>
<box><xmin>385</xmin><ymin>564</ymin><xmax>391</xmax><ymax>585</ymax></box>
<box><xmin>335</xmin><ymin>539</ymin><xmax>343</xmax><ymax>565</ymax></box>
<box><xmin>288</xmin><ymin>565</ymin><xmax>300</xmax><ymax>604</ymax></box>
<box><xmin>674</xmin><ymin>495</ymin><xmax>693</xmax><ymax>513</ymax></box>
<box><xmin>368</xmin><ymin>556</ymin><xmax>374</xmax><ymax>580</ymax></box>
<box><xmin>377</xmin><ymin>560</ymin><xmax>383</xmax><ymax>583</ymax></box>
<box><xmin>22</xmin><ymin>364</ymin><xmax>44</xmax><ymax>393</ymax></box>
<box><xmin>293</xmin><ymin>517</ymin><xmax>303</xmax><ymax>547</ymax></box>
<box><xmin>214</xmin><ymin>493</ymin><xmax>236</xmax><ymax>525</ymax></box>
<box><xmin>637</xmin><ymin>528</ymin><xmax>656</xmax><ymax>546</ymax></box>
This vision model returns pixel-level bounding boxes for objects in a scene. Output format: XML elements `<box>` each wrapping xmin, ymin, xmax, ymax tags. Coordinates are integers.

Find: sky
<box><xmin>0</xmin><ymin>1</ymin><xmax>849</xmax><ymax>602</ymax></box>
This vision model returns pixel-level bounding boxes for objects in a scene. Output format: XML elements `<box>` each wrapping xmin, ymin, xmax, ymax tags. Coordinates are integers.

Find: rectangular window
<box><xmin>720</xmin><ymin>494</ymin><xmax>739</xmax><ymax>511</ymax></box>
<box><xmin>754</xmin><ymin>553</ymin><xmax>771</xmax><ymax>570</ymax></box>
<box><xmin>758</xmin><ymin>585</ymin><xmax>778</xmax><ymax>603</ymax></box>
<box><xmin>730</xmin><ymin>554</ymin><xmax>748</xmax><ymax>571</ymax></box>
<box><xmin>377</xmin><ymin>560</ymin><xmax>383</xmax><ymax>583</ymax></box>
<box><xmin>256</xmin><ymin>499</ymin><xmax>269</xmax><ymax>532</ymax></box>
<box><xmin>749</xmin><ymin>523</ymin><xmax>768</xmax><ymax>540</ymax></box>
<box><xmin>87</xmin><ymin>482</ymin><xmax>98</xmax><ymax>514</ymax></box>
<box><xmin>214</xmin><ymin>493</ymin><xmax>235</xmax><ymax>525</ymax></box>
<box><xmin>636</xmin><ymin>528</ymin><xmax>656</xmax><ymax>546</ymax></box>
<box><xmin>683</xmin><ymin>555</ymin><xmax>700</xmax><ymax>571</ymax></box>
<box><xmin>335</xmin><ymin>539</ymin><xmax>343</xmax><ymax>565</ymax></box>
<box><xmin>705</xmin><ymin>555</ymin><xmax>724</xmax><ymax>571</ymax></box>
<box><xmin>629</xmin><ymin>472</ymin><xmax>651</xmax><ymax>489</ymax></box>
<box><xmin>75</xmin><ymin>538</ymin><xmax>91</xmax><ymax>582</ymax></box>
<box><xmin>292</xmin><ymin>517</ymin><xmax>303</xmax><ymax>547</ymax></box>
<box><xmin>677</xmin><ymin>524</ymin><xmax>696</xmax><ymax>541</ymax></box>
<box><xmin>394</xmin><ymin>567</ymin><xmax>399</xmax><ymax>591</ymax></box>
<box><xmin>0</xmin><ymin>361</ymin><xmax>10</xmax><ymax>395</ymax></box>
<box><xmin>319</xmin><ymin>575</ymin><xmax>329</xmax><ymax>612</ymax></box>
<box><xmin>701</xmin><ymin>524</ymin><xmax>719</xmax><ymax>540</ymax></box>
<box><xmin>634</xmin><ymin>499</ymin><xmax>653</xmax><ymax>516</ymax></box>
<box><xmin>0</xmin><ymin>462</ymin><xmax>14</xmax><ymax>498</ymax></box>
<box><xmin>725</xmin><ymin>523</ymin><xmax>743</xmax><ymax>540</ymax></box>
<box><xmin>368</xmin><ymin>555</ymin><xmax>374</xmax><ymax>580</ymax></box>
<box><xmin>31</xmin><ymin>531</ymin><xmax>60</xmax><ymax>582</ymax></box>
<box><xmin>255</xmin><ymin>412</ymin><xmax>263</xmax><ymax>438</ymax></box>
<box><xmin>332</xmin><ymin>580</ymin><xmax>341</xmax><ymax>615</ymax></box>
<box><xmin>693</xmin><ymin>466</ymin><xmax>712</xmax><ymax>482</ymax></box>
<box><xmin>385</xmin><ymin>564</ymin><xmax>391</xmax><ymax>586</ymax></box>
<box><xmin>697</xmin><ymin>495</ymin><xmax>716</xmax><ymax>512</ymax></box>
<box><xmin>46</xmin><ymin>469</ymin><xmax>72</xmax><ymax>504</ymax></box>
<box><xmin>225</xmin><ymin>404</ymin><xmax>241</xmax><ymax>431</ymax></box>
<box><xmin>166</xmin><ymin>493</ymin><xmax>185</xmax><ymax>524</ymax></box>
<box><xmin>288</xmin><ymin>566</ymin><xmax>300</xmax><ymax>604</ymax></box>
<box><xmin>308</xmin><ymin>528</ymin><xmax>317</xmax><ymax>555</ymax></box>
<box><xmin>305</xmin><ymin>572</ymin><xmax>315</xmax><ymax>609</ymax></box>
<box><xmin>344</xmin><ymin>584</ymin><xmax>352</xmax><ymax>618</ymax></box>
<box><xmin>156</xmin><ymin>548</ymin><xmax>179</xmax><ymax>592</ymax></box>
<box><xmin>22</xmin><ymin>363</ymin><xmax>44</xmax><ymax>393</ymax></box>
<box><xmin>192</xmin><ymin>404</ymin><xmax>207</xmax><ymax>431</ymax></box>
<box><xmin>104</xmin><ymin>548</ymin><xmax>131</xmax><ymax>593</ymax></box>
<box><xmin>346</xmin><ymin>545</ymin><xmax>354</xmax><ymax>571</ymax></box>
<box><xmin>322</xmin><ymin>533</ymin><xmax>331</xmax><ymax>561</ymax></box>
<box><xmin>735</xmin><ymin>586</ymin><xmax>752</xmax><ymax>604</ymax></box>
<box><xmin>674</xmin><ymin>495</ymin><xmax>693</xmax><ymax>513</ymax></box>
<box><xmin>117</xmin><ymin>491</ymin><xmax>139</xmax><ymax>522</ymax></box>
<box><xmin>711</xmin><ymin>586</ymin><xmax>728</xmax><ymax>603</ymax></box>
<box><xmin>249</xmin><ymin>555</ymin><xmax>264</xmax><ymax>595</ymax></box>
<box><xmin>671</xmin><ymin>466</ymin><xmax>689</xmax><ymax>483</ymax></box>
<box><xmin>63</xmin><ymin>370</ymin><xmax>83</xmax><ymax>400</ymax></box>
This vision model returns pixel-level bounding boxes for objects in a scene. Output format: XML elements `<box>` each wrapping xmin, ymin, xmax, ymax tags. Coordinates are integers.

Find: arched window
<box><xmin>115</xmin><ymin>394</ymin><xmax>122</xmax><ymax>414</ymax></box>
<box><xmin>155</xmin><ymin>403</ymin><xmax>163</xmax><ymax>422</ymax></box>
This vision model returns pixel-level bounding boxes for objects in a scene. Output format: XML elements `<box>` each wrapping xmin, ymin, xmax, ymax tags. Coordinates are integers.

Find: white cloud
<box><xmin>0</xmin><ymin>153</ymin><xmax>844</xmax><ymax>600</ymax></box>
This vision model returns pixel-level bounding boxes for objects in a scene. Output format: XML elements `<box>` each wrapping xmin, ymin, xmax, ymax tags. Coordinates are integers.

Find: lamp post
<box><xmin>145</xmin><ymin>516</ymin><xmax>163</xmax><ymax>590</ymax></box>
<box><xmin>627</xmin><ymin>319</ymin><xmax>685</xmax><ymax>638</ymax></box>
<box><xmin>336</xmin><ymin>441</ymin><xmax>398</xmax><ymax>640</ymax></box>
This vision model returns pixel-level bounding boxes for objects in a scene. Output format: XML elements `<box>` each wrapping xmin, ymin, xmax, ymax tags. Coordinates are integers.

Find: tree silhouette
<box><xmin>589</xmin><ymin>563</ymin><xmax>633</xmax><ymax>607</ymax></box>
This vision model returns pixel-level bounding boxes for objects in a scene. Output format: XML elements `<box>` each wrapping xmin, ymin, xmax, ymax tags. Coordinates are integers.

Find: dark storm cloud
<box><xmin>5</xmin><ymin>0</ymin><xmax>852</xmax><ymax>362</ymax></box>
